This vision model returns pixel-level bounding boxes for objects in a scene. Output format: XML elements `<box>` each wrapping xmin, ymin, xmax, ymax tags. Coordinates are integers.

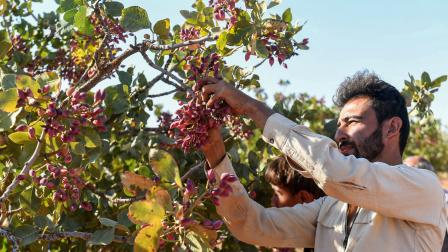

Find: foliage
<box><xmin>0</xmin><ymin>0</ymin><xmax>308</xmax><ymax>250</ymax></box>
<box><xmin>0</xmin><ymin>0</ymin><xmax>446</xmax><ymax>251</ymax></box>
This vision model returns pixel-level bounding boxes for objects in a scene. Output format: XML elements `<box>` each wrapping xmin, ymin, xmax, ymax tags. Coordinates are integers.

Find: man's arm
<box><xmin>201</xmin><ymin>127</ymin><xmax>320</xmax><ymax>248</ymax></box>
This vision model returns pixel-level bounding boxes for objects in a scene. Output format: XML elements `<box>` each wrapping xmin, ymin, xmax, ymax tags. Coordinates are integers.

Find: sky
<box><xmin>34</xmin><ymin>0</ymin><xmax>448</xmax><ymax>128</ymax></box>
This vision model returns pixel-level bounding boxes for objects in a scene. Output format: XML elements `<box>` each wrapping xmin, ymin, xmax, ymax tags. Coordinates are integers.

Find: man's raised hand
<box><xmin>201</xmin><ymin>77</ymin><xmax>254</xmax><ymax>116</ymax></box>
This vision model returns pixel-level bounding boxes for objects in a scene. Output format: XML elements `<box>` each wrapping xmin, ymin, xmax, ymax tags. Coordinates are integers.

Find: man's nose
<box><xmin>334</xmin><ymin>126</ymin><xmax>347</xmax><ymax>143</ymax></box>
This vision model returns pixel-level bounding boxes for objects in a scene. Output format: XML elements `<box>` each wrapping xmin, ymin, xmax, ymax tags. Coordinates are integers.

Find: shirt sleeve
<box><xmin>262</xmin><ymin>113</ymin><xmax>445</xmax><ymax>226</ymax></box>
<box><xmin>211</xmin><ymin>155</ymin><xmax>322</xmax><ymax>248</ymax></box>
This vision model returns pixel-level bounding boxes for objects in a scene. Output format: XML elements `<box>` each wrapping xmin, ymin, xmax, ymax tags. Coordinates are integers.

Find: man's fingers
<box><xmin>201</xmin><ymin>84</ymin><xmax>217</xmax><ymax>103</ymax></box>
<box><xmin>206</xmin><ymin>94</ymin><xmax>221</xmax><ymax>108</ymax></box>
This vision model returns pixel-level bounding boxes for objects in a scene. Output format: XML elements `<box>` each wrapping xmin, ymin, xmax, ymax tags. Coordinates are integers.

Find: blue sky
<box><xmin>34</xmin><ymin>0</ymin><xmax>448</xmax><ymax>128</ymax></box>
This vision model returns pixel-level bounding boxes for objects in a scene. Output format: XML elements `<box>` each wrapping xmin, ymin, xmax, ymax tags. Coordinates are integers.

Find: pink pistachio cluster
<box><xmin>206</xmin><ymin>171</ymin><xmax>237</xmax><ymax>206</ymax></box>
<box><xmin>180</xmin><ymin>27</ymin><xmax>200</xmax><ymax>41</ymax></box>
<box><xmin>27</xmin><ymin>163</ymin><xmax>92</xmax><ymax>212</ymax></box>
<box><xmin>209</xmin><ymin>0</ymin><xmax>238</xmax><ymax>27</ymax></box>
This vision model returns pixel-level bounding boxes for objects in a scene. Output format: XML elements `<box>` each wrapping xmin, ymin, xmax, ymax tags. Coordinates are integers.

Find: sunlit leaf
<box><xmin>282</xmin><ymin>8</ymin><xmax>292</xmax><ymax>23</ymax></box>
<box><xmin>16</xmin><ymin>75</ymin><xmax>40</xmax><ymax>96</ymax></box>
<box><xmin>267</xmin><ymin>0</ymin><xmax>281</xmax><ymax>9</ymax></box>
<box><xmin>0</xmin><ymin>29</ymin><xmax>11</xmax><ymax>59</ymax></box>
<box><xmin>149</xmin><ymin>149</ymin><xmax>182</xmax><ymax>188</ymax></box>
<box><xmin>128</xmin><ymin>199</ymin><xmax>165</xmax><ymax>225</ymax></box>
<box><xmin>154</xmin><ymin>18</ymin><xmax>170</xmax><ymax>39</ymax></box>
<box><xmin>133</xmin><ymin>224</ymin><xmax>162</xmax><ymax>252</ymax></box>
<box><xmin>82</xmin><ymin>128</ymin><xmax>102</xmax><ymax>148</ymax></box>
<box><xmin>74</xmin><ymin>6</ymin><xmax>94</xmax><ymax>35</ymax></box>
<box><xmin>0</xmin><ymin>88</ymin><xmax>18</xmax><ymax>112</ymax></box>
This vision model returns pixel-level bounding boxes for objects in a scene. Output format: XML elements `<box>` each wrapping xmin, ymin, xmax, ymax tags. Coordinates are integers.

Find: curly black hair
<box><xmin>333</xmin><ymin>70</ymin><xmax>410</xmax><ymax>154</ymax></box>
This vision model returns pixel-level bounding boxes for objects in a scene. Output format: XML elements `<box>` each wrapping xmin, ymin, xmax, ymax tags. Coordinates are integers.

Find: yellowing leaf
<box><xmin>128</xmin><ymin>200</ymin><xmax>165</xmax><ymax>225</ymax></box>
<box><xmin>82</xmin><ymin>128</ymin><xmax>102</xmax><ymax>148</ymax></box>
<box><xmin>0</xmin><ymin>88</ymin><xmax>18</xmax><ymax>112</ymax></box>
<box><xmin>153</xmin><ymin>18</ymin><xmax>170</xmax><ymax>39</ymax></box>
<box><xmin>16</xmin><ymin>75</ymin><xmax>40</xmax><ymax>97</ymax></box>
<box><xmin>133</xmin><ymin>224</ymin><xmax>162</xmax><ymax>252</ymax></box>
<box><xmin>121</xmin><ymin>172</ymin><xmax>156</xmax><ymax>195</ymax></box>
<box><xmin>149</xmin><ymin>149</ymin><xmax>182</xmax><ymax>188</ymax></box>
<box><xmin>149</xmin><ymin>188</ymin><xmax>172</xmax><ymax>211</ymax></box>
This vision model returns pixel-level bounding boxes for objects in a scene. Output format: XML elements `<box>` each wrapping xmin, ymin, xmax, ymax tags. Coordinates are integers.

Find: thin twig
<box><xmin>181</xmin><ymin>161</ymin><xmax>205</xmax><ymax>182</ymax></box>
<box><xmin>147</xmin><ymin>89</ymin><xmax>177</xmax><ymax>98</ymax></box>
<box><xmin>0</xmin><ymin>131</ymin><xmax>46</xmax><ymax>204</ymax></box>
<box><xmin>139</xmin><ymin>50</ymin><xmax>185</xmax><ymax>88</ymax></box>
<box><xmin>143</xmin><ymin>33</ymin><xmax>218</xmax><ymax>51</ymax></box>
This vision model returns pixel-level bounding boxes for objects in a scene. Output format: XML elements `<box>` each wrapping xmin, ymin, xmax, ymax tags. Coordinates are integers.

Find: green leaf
<box><xmin>216</xmin><ymin>31</ymin><xmax>228</xmax><ymax>52</ymax></box>
<box><xmin>120</xmin><ymin>6</ymin><xmax>150</xmax><ymax>32</ymax></box>
<box><xmin>104</xmin><ymin>1</ymin><xmax>124</xmax><ymax>17</ymax></box>
<box><xmin>34</xmin><ymin>215</ymin><xmax>56</xmax><ymax>230</ymax></box>
<box><xmin>154</xmin><ymin>18</ymin><xmax>170</xmax><ymax>39</ymax></box>
<box><xmin>117</xmin><ymin>71</ymin><xmax>132</xmax><ymax>84</ymax></box>
<box><xmin>74</xmin><ymin>6</ymin><xmax>94</xmax><ymax>35</ymax></box>
<box><xmin>70</xmin><ymin>141</ymin><xmax>85</xmax><ymax>155</ymax></box>
<box><xmin>0</xmin><ymin>30</ymin><xmax>12</xmax><ymax>59</ymax></box>
<box><xmin>431</xmin><ymin>75</ymin><xmax>447</xmax><ymax>88</ymax></box>
<box><xmin>8</xmin><ymin>132</ymin><xmax>32</xmax><ymax>144</ymax></box>
<box><xmin>0</xmin><ymin>88</ymin><xmax>18</xmax><ymax>113</ymax></box>
<box><xmin>267</xmin><ymin>0</ymin><xmax>281</xmax><ymax>9</ymax></box>
<box><xmin>2</xmin><ymin>74</ymin><xmax>16</xmax><ymax>89</ymax></box>
<box><xmin>255</xmin><ymin>40</ymin><xmax>269</xmax><ymax>58</ymax></box>
<box><xmin>133</xmin><ymin>224</ymin><xmax>162</xmax><ymax>252</ymax></box>
<box><xmin>82</xmin><ymin>128</ymin><xmax>102</xmax><ymax>148</ymax></box>
<box><xmin>105</xmin><ymin>84</ymin><xmax>130</xmax><ymax>115</ymax></box>
<box><xmin>58</xmin><ymin>0</ymin><xmax>77</xmax><ymax>13</ymax></box>
<box><xmin>282</xmin><ymin>8</ymin><xmax>292</xmax><ymax>23</ymax></box>
<box><xmin>128</xmin><ymin>199</ymin><xmax>165</xmax><ymax>225</ymax></box>
<box><xmin>99</xmin><ymin>217</ymin><xmax>117</xmax><ymax>228</ymax></box>
<box><xmin>0</xmin><ymin>110</ymin><xmax>12</xmax><ymax>131</ymax></box>
<box><xmin>16</xmin><ymin>75</ymin><xmax>40</xmax><ymax>95</ymax></box>
<box><xmin>19</xmin><ymin>188</ymin><xmax>41</xmax><ymax>215</ymax></box>
<box><xmin>63</xmin><ymin>8</ymin><xmax>77</xmax><ymax>24</ymax></box>
<box><xmin>13</xmin><ymin>225</ymin><xmax>39</xmax><ymax>247</ymax></box>
<box><xmin>88</xmin><ymin>228</ymin><xmax>114</xmax><ymax>245</ymax></box>
<box><xmin>149</xmin><ymin>149</ymin><xmax>182</xmax><ymax>188</ymax></box>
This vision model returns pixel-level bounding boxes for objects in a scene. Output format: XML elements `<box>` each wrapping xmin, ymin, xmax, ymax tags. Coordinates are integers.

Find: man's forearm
<box><xmin>243</xmin><ymin>99</ymin><xmax>275</xmax><ymax>130</ymax></box>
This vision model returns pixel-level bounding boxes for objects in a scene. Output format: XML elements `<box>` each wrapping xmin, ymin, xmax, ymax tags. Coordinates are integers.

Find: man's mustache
<box><xmin>338</xmin><ymin>140</ymin><xmax>356</xmax><ymax>150</ymax></box>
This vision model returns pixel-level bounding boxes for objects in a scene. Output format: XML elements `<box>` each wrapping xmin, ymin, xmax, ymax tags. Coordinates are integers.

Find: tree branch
<box><xmin>0</xmin><ymin>131</ymin><xmax>46</xmax><ymax>204</ymax></box>
<box><xmin>0</xmin><ymin>228</ymin><xmax>20</xmax><ymax>252</ymax></box>
<box><xmin>39</xmin><ymin>231</ymin><xmax>131</xmax><ymax>244</ymax></box>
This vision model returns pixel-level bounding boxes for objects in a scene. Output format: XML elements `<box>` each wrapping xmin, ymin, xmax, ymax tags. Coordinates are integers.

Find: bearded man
<box><xmin>200</xmin><ymin>71</ymin><xmax>446</xmax><ymax>251</ymax></box>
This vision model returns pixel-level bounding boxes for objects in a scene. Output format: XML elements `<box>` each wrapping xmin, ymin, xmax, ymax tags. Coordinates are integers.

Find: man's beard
<box><xmin>338</xmin><ymin>126</ymin><xmax>384</xmax><ymax>161</ymax></box>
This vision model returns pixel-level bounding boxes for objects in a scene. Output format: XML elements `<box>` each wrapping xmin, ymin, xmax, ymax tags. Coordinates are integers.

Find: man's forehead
<box><xmin>338</xmin><ymin>97</ymin><xmax>374</xmax><ymax>120</ymax></box>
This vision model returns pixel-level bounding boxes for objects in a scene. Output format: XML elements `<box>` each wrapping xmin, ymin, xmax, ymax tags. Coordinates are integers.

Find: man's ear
<box><xmin>296</xmin><ymin>190</ymin><xmax>315</xmax><ymax>204</ymax></box>
<box><xmin>384</xmin><ymin>116</ymin><xmax>402</xmax><ymax>138</ymax></box>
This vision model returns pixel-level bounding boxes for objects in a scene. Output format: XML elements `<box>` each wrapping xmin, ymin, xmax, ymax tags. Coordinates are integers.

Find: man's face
<box><xmin>335</xmin><ymin>96</ymin><xmax>384</xmax><ymax>161</ymax></box>
<box><xmin>270</xmin><ymin>184</ymin><xmax>301</xmax><ymax>207</ymax></box>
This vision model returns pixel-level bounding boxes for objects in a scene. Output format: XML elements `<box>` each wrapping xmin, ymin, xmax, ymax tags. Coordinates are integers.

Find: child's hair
<box><xmin>265</xmin><ymin>156</ymin><xmax>326</xmax><ymax>199</ymax></box>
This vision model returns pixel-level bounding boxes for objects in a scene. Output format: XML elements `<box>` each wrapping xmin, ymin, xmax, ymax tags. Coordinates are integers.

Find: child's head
<box><xmin>265</xmin><ymin>156</ymin><xmax>326</xmax><ymax>207</ymax></box>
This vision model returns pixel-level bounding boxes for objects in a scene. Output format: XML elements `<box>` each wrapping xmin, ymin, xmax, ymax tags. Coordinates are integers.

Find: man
<box><xmin>265</xmin><ymin>155</ymin><xmax>326</xmax><ymax>208</ymax></box>
<box><xmin>200</xmin><ymin>71</ymin><xmax>446</xmax><ymax>251</ymax></box>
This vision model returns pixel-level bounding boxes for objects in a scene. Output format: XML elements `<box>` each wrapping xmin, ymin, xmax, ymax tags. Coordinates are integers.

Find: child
<box><xmin>265</xmin><ymin>155</ymin><xmax>326</xmax><ymax>252</ymax></box>
<box><xmin>265</xmin><ymin>155</ymin><xmax>326</xmax><ymax>208</ymax></box>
